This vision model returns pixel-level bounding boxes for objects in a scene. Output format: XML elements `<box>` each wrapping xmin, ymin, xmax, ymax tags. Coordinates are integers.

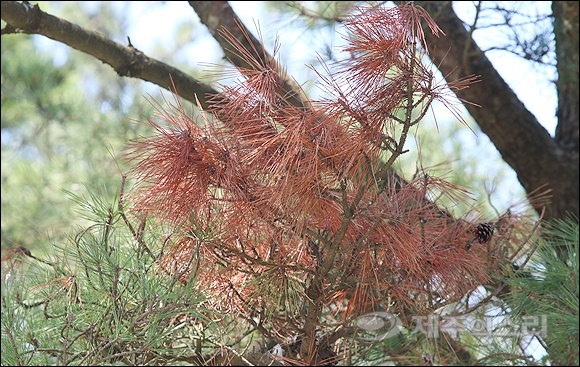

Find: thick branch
<box><xmin>409</xmin><ymin>1</ymin><xmax>578</xmax><ymax>220</ymax></box>
<box><xmin>0</xmin><ymin>1</ymin><xmax>217</xmax><ymax>109</ymax></box>
<box><xmin>188</xmin><ymin>1</ymin><xmax>311</xmax><ymax>110</ymax></box>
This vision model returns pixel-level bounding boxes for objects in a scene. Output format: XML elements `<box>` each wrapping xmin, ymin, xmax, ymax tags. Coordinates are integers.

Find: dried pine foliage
<box><xmin>125</xmin><ymin>2</ymin><xmax>544</xmax><ymax>364</ymax></box>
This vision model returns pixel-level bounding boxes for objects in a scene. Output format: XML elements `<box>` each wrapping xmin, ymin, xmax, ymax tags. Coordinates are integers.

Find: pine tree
<box><xmin>123</xmin><ymin>3</ymin><xmax>543</xmax><ymax>364</ymax></box>
<box><xmin>3</xmin><ymin>3</ymin><xmax>572</xmax><ymax>366</ymax></box>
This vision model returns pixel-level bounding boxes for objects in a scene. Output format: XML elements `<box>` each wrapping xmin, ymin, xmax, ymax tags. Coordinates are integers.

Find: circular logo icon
<box><xmin>356</xmin><ymin>312</ymin><xmax>402</xmax><ymax>341</ymax></box>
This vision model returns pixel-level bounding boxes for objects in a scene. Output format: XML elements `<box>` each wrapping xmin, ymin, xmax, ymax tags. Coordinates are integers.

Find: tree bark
<box><xmin>552</xmin><ymin>1</ymin><xmax>580</xmax><ymax>221</ymax></box>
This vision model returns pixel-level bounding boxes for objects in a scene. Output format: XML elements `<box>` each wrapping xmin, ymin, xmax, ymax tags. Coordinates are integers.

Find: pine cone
<box><xmin>475</xmin><ymin>223</ymin><xmax>494</xmax><ymax>243</ymax></box>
